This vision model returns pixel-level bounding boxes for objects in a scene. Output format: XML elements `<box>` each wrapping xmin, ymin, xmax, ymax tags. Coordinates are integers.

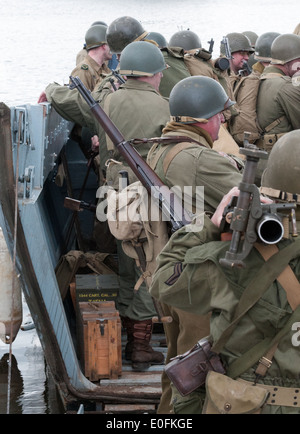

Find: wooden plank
<box><xmin>87</xmin><ymin>321</ymin><xmax>99</xmax><ymax>381</ymax></box>
<box><xmin>107</xmin><ymin>319</ymin><xmax>122</xmax><ymax>379</ymax></box>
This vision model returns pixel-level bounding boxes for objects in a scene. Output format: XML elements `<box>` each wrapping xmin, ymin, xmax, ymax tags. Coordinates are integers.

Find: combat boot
<box><xmin>131</xmin><ymin>319</ymin><xmax>164</xmax><ymax>370</ymax></box>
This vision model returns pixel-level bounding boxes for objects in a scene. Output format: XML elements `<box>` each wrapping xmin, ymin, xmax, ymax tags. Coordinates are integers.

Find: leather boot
<box><xmin>120</xmin><ymin>316</ymin><xmax>134</xmax><ymax>361</ymax></box>
<box><xmin>131</xmin><ymin>319</ymin><xmax>165</xmax><ymax>370</ymax></box>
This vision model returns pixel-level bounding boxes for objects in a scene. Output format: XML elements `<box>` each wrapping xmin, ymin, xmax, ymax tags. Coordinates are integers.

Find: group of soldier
<box><xmin>38</xmin><ymin>16</ymin><xmax>300</xmax><ymax>414</ymax></box>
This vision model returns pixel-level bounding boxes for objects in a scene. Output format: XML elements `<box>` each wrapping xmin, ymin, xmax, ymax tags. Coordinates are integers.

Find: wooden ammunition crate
<box><xmin>77</xmin><ymin>301</ymin><xmax>122</xmax><ymax>381</ymax></box>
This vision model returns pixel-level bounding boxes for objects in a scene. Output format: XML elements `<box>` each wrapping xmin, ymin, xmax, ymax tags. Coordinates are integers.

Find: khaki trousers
<box><xmin>157</xmin><ymin>303</ymin><xmax>210</xmax><ymax>414</ymax></box>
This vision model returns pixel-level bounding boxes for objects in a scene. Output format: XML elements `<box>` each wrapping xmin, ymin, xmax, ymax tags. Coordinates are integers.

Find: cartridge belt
<box><xmin>238</xmin><ymin>379</ymin><xmax>300</xmax><ymax>407</ymax></box>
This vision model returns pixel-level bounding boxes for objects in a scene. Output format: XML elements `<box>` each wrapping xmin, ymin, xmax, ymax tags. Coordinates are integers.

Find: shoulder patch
<box><xmin>164</xmin><ymin>262</ymin><xmax>183</xmax><ymax>286</ymax></box>
<box><xmin>81</xmin><ymin>64</ymin><xmax>89</xmax><ymax>70</ymax></box>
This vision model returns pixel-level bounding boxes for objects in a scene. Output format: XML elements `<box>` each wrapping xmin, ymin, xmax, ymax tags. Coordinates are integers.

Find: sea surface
<box><xmin>0</xmin><ymin>0</ymin><xmax>299</xmax><ymax>414</ymax></box>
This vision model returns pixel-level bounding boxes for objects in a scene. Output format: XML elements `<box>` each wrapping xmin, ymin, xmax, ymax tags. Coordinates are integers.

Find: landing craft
<box><xmin>0</xmin><ymin>101</ymin><xmax>166</xmax><ymax>413</ymax></box>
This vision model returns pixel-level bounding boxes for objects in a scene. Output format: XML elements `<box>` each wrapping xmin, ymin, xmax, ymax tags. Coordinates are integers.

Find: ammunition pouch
<box><xmin>256</xmin><ymin>132</ymin><xmax>286</xmax><ymax>152</ymax></box>
<box><xmin>165</xmin><ymin>337</ymin><xmax>225</xmax><ymax>396</ymax></box>
<box><xmin>203</xmin><ymin>372</ymin><xmax>269</xmax><ymax>414</ymax></box>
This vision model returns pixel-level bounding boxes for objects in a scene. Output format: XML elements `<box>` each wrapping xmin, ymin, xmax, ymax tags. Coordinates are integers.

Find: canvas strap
<box><xmin>253</xmin><ymin>243</ymin><xmax>300</xmax><ymax>378</ymax></box>
<box><xmin>211</xmin><ymin>240</ymin><xmax>300</xmax><ymax>378</ymax></box>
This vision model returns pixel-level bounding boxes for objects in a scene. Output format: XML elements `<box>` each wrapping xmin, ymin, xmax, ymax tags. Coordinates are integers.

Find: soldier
<box><xmin>147</xmin><ymin>31</ymin><xmax>168</xmax><ymax>48</ymax></box>
<box><xmin>242</xmin><ymin>31</ymin><xmax>259</xmax><ymax>70</ymax></box>
<box><xmin>106</xmin><ymin>15</ymin><xmax>149</xmax><ymax>56</ymax></box>
<box><xmin>76</xmin><ymin>21</ymin><xmax>108</xmax><ymax>65</ymax></box>
<box><xmin>70</xmin><ymin>24</ymin><xmax>112</xmax><ymax>91</ymax></box>
<box><xmin>242</xmin><ymin>31</ymin><xmax>259</xmax><ymax>50</ymax></box>
<box><xmin>228</xmin><ymin>32</ymin><xmax>281</xmax><ymax>152</ymax></box>
<box><xmin>150</xmin><ymin>129</ymin><xmax>300</xmax><ymax>414</ymax></box>
<box><xmin>38</xmin><ymin>15</ymin><xmax>150</xmax><ymax>120</ymax></box>
<box><xmin>39</xmin><ymin>39</ymin><xmax>170</xmax><ymax>370</ymax></box>
<box><xmin>168</xmin><ymin>29</ymin><xmax>236</xmax><ymax>128</ymax></box>
<box><xmin>256</xmin><ymin>33</ymin><xmax>300</xmax><ymax>152</ymax></box>
<box><xmin>169</xmin><ymin>29</ymin><xmax>215</xmax><ymax>79</ymax></box>
<box><xmin>97</xmin><ymin>41</ymin><xmax>170</xmax><ymax>371</ymax></box>
<box><xmin>252</xmin><ymin>31</ymin><xmax>281</xmax><ymax>74</ymax></box>
<box><xmin>147</xmin><ymin>76</ymin><xmax>243</xmax><ymax>413</ymax></box>
<box><xmin>221</xmin><ymin>32</ymin><xmax>254</xmax><ymax>79</ymax></box>
<box><xmin>38</xmin><ymin>16</ymin><xmax>152</xmax><ymax>172</ymax></box>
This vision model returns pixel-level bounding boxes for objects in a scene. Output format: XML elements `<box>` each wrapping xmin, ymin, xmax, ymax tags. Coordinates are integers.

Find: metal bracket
<box><xmin>19</xmin><ymin>165</ymin><xmax>35</xmax><ymax>199</ymax></box>
<box><xmin>12</xmin><ymin>107</ymin><xmax>29</xmax><ymax>146</ymax></box>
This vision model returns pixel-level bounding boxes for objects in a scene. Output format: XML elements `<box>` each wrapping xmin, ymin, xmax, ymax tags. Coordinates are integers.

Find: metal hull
<box><xmin>0</xmin><ymin>102</ymin><xmax>163</xmax><ymax>412</ymax></box>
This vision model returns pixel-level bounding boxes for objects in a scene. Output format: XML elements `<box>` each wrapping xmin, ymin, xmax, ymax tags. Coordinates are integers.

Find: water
<box><xmin>0</xmin><ymin>0</ymin><xmax>299</xmax><ymax>414</ymax></box>
<box><xmin>0</xmin><ymin>297</ymin><xmax>63</xmax><ymax>414</ymax></box>
<box><xmin>1</xmin><ymin>0</ymin><xmax>299</xmax><ymax>106</ymax></box>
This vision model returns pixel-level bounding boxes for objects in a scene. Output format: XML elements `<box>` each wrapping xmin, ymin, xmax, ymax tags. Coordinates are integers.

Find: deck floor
<box><xmin>96</xmin><ymin>331</ymin><xmax>167</xmax><ymax>412</ymax></box>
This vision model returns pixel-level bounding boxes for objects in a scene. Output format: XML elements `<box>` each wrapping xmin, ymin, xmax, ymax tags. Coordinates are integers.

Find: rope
<box><xmin>7</xmin><ymin>110</ymin><xmax>22</xmax><ymax>414</ymax></box>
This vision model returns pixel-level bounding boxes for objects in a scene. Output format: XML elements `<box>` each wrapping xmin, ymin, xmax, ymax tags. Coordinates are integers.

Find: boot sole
<box><xmin>131</xmin><ymin>361</ymin><xmax>151</xmax><ymax>371</ymax></box>
<box><xmin>131</xmin><ymin>359</ymin><xmax>164</xmax><ymax>371</ymax></box>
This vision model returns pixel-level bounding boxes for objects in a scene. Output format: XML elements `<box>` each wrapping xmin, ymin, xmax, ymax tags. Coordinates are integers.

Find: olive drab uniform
<box><xmin>70</xmin><ymin>54</ymin><xmax>108</xmax><ymax>91</ymax></box>
<box><xmin>149</xmin><ymin>214</ymin><xmax>300</xmax><ymax>414</ymax></box>
<box><xmin>95</xmin><ymin>78</ymin><xmax>170</xmax><ymax>323</ymax></box>
<box><xmin>147</xmin><ymin>121</ymin><xmax>243</xmax><ymax>413</ymax></box>
<box><xmin>159</xmin><ymin>47</ymin><xmax>191</xmax><ymax>97</ymax></box>
<box><xmin>76</xmin><ymin>47</ymin><xmax>88</xmax><ymax>65</ymax></box>
<box><xmin>256</xmin><ymin>65</ymin><xmax>300</xmax><ymax>151</ymax></box>
<box><xmin>184</xmin><ymin>48</ymin><xmax>232</xmax><ymax>95</ymax></box>
<box><xmin>148</xmin><ymin>122</ymin><xmax>243</xmax><ymax>213</ymax></box>
<box><xmin>45</xmin><ymin>76</ymin><xmax>170</xmax><ymax>323</ymax></box>
<box><xmin>183</xmin><ymin>48</ymin><xmax>237</xmax><ymax>127</ymax></box>
<box><xmin>102</xmin><ymin>79</ymin><xmax>170</xmax><ymax>187</ymax></box>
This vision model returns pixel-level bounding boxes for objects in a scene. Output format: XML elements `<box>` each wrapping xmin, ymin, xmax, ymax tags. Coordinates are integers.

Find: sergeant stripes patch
<box><xmin>164</xmin><ymin>262</ymin><xmax>183</xmax><ymax>286</ymax></box>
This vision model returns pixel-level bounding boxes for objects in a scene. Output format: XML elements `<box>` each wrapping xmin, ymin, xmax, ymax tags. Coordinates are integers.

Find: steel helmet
<box><xmin>147</xmin><ymin>31</ymin><xmax>168</xmax><ymax>48</ymax></box>
<box><xmin>254</xmin><ymin>32</ymin><xmax>280</xmax><ymax>62</ymax></box>
<box><xmin>169</xmin><ymin>30</ymin><xmax>202</xmax><ymax>51</ymax></box>
<box><xmin>85</xmin><ymin>24</ymin><xmax>108</xmax><ymax>50</ymax></box>
<box><xmin>119</xmin><ymin>41</ymin><xmax>167</xmax><ymax>76</ymax></box>
<box><xmin>169</xmin><ymin>76</ymin><xmax>235</xmax><ymax>121</ymax></box>
<box><xmin>271</xmin><ymin>33</ymin><xmax>300</xmax><ymax>64</ymax></box>
<box><xmin>261</xmin><ymin>130</ymin><xmax>300</xmax><ymax>199</ymax></box>
<box><xmin>106</xmin><ymin>16</ymin><xmax>148</xmax><ymax>54</ymax></box>
<box><xmin>221</xmin><ymin>32</ymin><xmax>254</xmax><ymax>54</ymax></box>
<box><xmin>242</xmin><ymin>31</ymin><xmax>259</xmax><ymax>48</ymax></box>
<box><xmin>91</xmin><ymin>21</ymin><xmax>107</xmax><ymax>26</ymax></box>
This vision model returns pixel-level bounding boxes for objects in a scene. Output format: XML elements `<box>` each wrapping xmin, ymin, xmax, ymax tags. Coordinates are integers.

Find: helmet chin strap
<box><xmin>170</xmin><ymin>115</ymin><xmax>208</xmax><ymax>124</ymax></box>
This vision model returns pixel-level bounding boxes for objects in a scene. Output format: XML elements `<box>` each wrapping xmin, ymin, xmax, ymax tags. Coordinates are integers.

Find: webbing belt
<box><xmin>238</xmin><ymin>380</ymin><xmax>300</xmax><ymax>408</ymax></box>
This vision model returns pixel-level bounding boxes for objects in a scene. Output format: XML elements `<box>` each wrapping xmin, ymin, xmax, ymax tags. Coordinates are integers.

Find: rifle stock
<box><xmin>64</xmin><ymin>197</ymin><xmax>96</xmax><ymax>213</ymax></box>
<box><xmin>69</xmin><ymin>75</ymin><xmax>191</xmax><ymax>231</ymax></box>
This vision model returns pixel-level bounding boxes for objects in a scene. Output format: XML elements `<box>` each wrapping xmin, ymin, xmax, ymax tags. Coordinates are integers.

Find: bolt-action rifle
<box><xmin>69</xmin><ymin>75</ymin><xmax>192</xmax><ymax>233</ymax></box>
<box><xmin>219</xmin><ymin>132</ymin><xmax>297</xmax><ymax>268</ymax></box>
<box><xmin>207</xmin><ymin>38</ymin><xmax>214</xmax><ymax>54</ymax></box>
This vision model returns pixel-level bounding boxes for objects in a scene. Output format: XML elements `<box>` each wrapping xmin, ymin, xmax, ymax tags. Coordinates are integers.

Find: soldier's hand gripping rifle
<box><xmin>69</xmin><ymin>75</ymin><xmax>191</xmax><ymax>233</ymax></box>
<box><xmin>219</xmin><ymin>133</ymin><xmax>297</xmax><ymax>268</ymax></box>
